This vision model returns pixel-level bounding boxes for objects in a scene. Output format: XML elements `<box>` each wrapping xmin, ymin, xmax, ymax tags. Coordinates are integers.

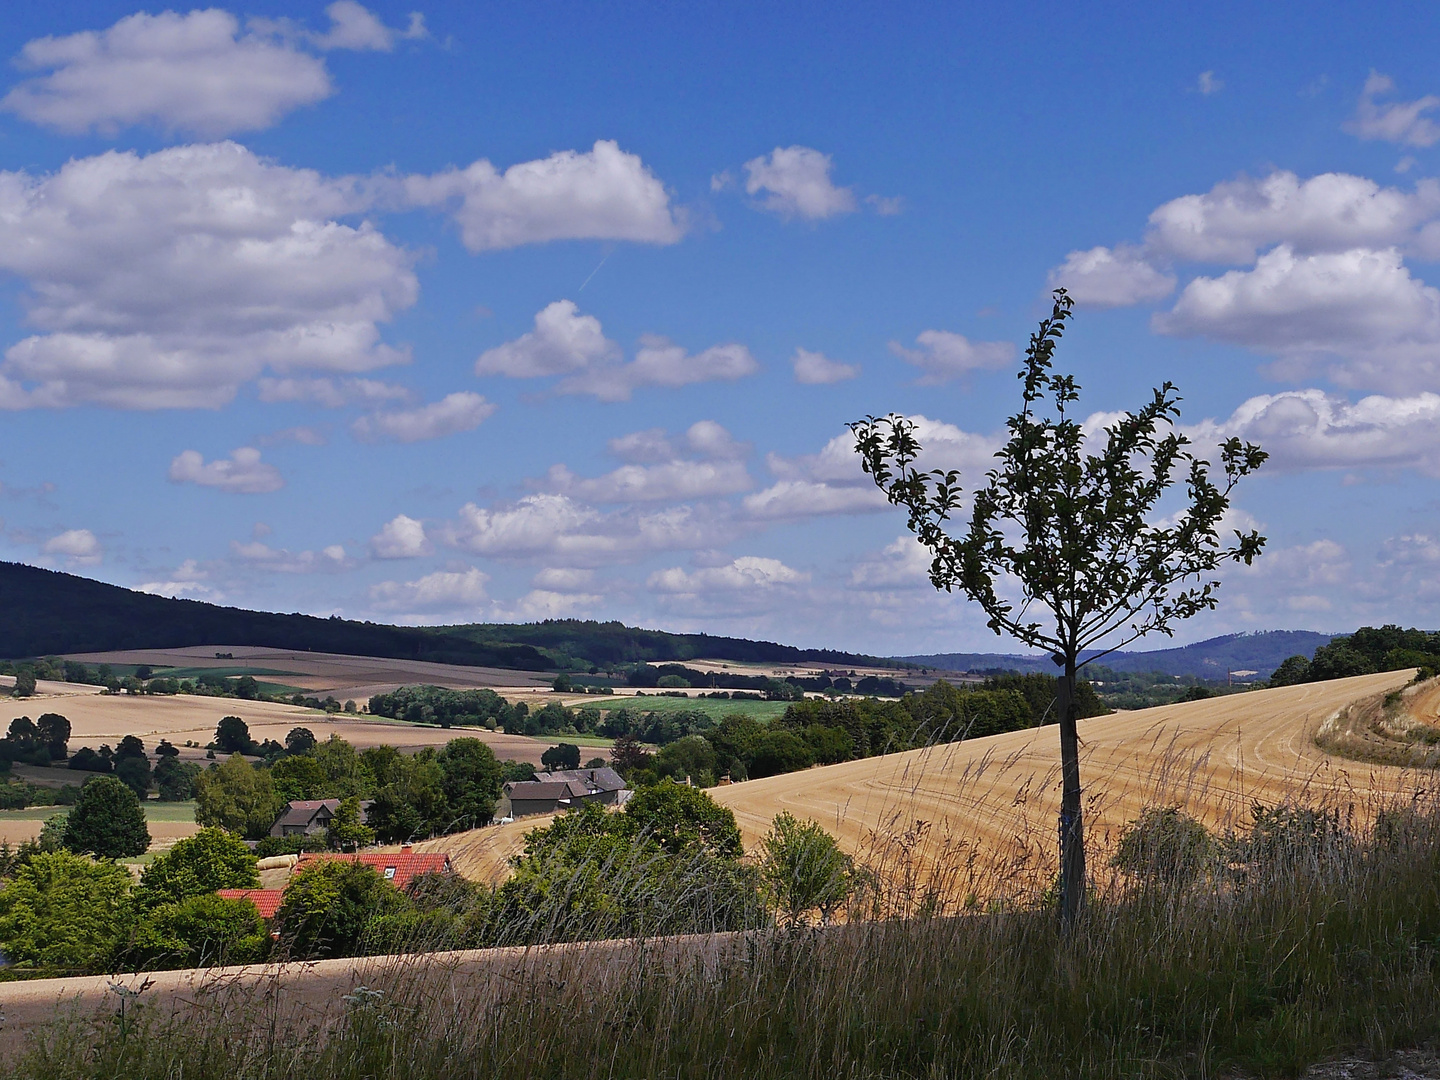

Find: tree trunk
<box><xmin>1057</xmin><ymin>655</ymin><xmax>1086</xmax><ymax>925</ymax></box>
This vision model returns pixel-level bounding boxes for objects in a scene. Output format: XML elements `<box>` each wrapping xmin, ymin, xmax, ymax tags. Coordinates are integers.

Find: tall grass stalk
<box><xmin>14</xmin><ymin>775</ymin><xmax>1440</xmax><ymax>1079</ymax></box>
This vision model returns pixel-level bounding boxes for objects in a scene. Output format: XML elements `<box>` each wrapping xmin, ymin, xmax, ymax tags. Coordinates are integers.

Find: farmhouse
<box><xmin>295</xmin><ymin>850</ymin><xmax>452</xmax><ymax>888</ymax></box>
<box><xmin>217</xmin><ymin>888</ymin><xmax>284</xmax><ymax>918</ymax></box>
<box><xmin>501</xmin><ymin>767</ymin><xmax>630</xmax><ymax>818</ymax></box>
<box><xmin>268</xmin><ymin>798</ymin><xmax>373</xmax><ymax>838</ymax></box>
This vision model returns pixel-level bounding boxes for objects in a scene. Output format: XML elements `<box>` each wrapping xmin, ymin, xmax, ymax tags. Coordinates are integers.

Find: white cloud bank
<box><xmin>168</xmin><ymin>447</ymin><xmax>284</xmax><ymax>494</ymax></box>
<box><xmin>369</xmin><ymin>567</ymin><xmax>490</xmax><ymax>613</ymax></box>
<box><xmin>369</xmin><ymin>514</ymin><xmax>430</xmax><ymax>558</ymax></box>
<box><xmin>1</xmin><ymin>4</ymin><xmax>422</xmax><ymax>138</ymax></box>
<box><xmin>404</xmin><ymin>140</ymin><xmax>686</xmax><ymax>251</ymax></box>
<box><xmin>1344</xmin><ymin>71</ymin><xmax>1440</xmax><ymax>148</ymax></box>
<box><xmin>475</xmin><ymin>301</ymin><xmax>758</xmax><ymax>401</ymax></box>
<box><xmin>0</xmin><ymin>142</ymin><xmax>416</xmax><ymax>410</ymax></box>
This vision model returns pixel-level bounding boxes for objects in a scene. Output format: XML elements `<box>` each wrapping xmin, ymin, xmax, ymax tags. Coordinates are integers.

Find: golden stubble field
<box><xmin>418</xmin><ymin>670</ymin><xmax>1425</xmax><ymax>887</ymax></box>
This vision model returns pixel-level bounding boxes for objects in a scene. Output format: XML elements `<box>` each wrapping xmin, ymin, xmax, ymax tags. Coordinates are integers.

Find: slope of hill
<box><xmin>901</xmin><ymin>630</ymin><xmax>1335</xmax><ymax>679</ymax></box>
<box><xmin>0</xmin><ymin>562</ymin><xmax>899</xmax><ymax>671</ymax></box>
<box><xmin>709</xmin><ymin>668</ymin><xmax>1412</xmax><ymax>883</ymax></box>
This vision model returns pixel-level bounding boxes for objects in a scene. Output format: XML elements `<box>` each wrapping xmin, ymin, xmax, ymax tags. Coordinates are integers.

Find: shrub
<box><xmin>0</xmin><ymin>851</ymin><xmax>131</xmax><ymax>970</ymax></box>
<box><xmin>128</xmin><ymin>894</ymin><xmax>269</xmax><ymax>969</ymax></box>
<box><xmin>275</xmin><ymin>859</ymin><xmax>411</xmax><ymax>959</ymax></box>
<box><xmin>1111</xmin><ymin>806</ymin><xmax>1215</xmax><ymax>887</ymax></box>
<box><xmin>64</xmin><ymin>775</ymin><xmax>150</xmax><ymax>858</ymax></box>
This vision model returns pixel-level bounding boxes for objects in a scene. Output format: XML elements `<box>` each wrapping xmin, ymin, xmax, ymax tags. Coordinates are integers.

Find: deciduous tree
<box><xmin>63</xmin><ymin>776</ymin><xmax>151</xmax><ymax>859</ymax></box>
<box><xmin>852</xmin><ymin>289</ymin><xmax>1266</xmax><ymax>923</ymax></box>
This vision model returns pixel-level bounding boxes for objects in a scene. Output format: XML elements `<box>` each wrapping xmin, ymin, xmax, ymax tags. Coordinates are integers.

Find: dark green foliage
<box><xmin>366</xmin><ymin>685</ymin><xmax>518</xmax><ymax>728</ymax></box>
<box><xmin>748</xmin><ymin>730</ymin><xmax>813</xmax><ymax>778</ymax></box>
<box><xmin>275</xmin><ymin>859</ymin><xmax>410</xmax><ymax>959</ymax></box>
<box><xmin>269</xmin><ymin>754</ymin><xmax>328</xmax><ymax>802</ymax></box>
<box><xmin>623</xmin><ymin>782</ymin><xmax>743</xmax><ymax>859</ymax></box>
<box><xmin>35</xmin><ymin>713</ymin><xmax>69</xmax><ymax>759</ymax></box>
<box><xmin>652</xmin><ymin>735</ymin><xmax>718</xmax><ymax>785</ymax></box>
<box><xmin>114</xmin><ymin>755</ymin><xmax>152</xmax><ymax>798</ymax></box>
<box><xmin>1111</xmin><ymin>806</ymin><xmax>1215</xmax><ymax>886</ymax></box>
<box><xmin>1278</xmin><ymin>625</ymin><xmax>1440</xmax><ymax>686</ymax></box>
<box><xmin>365</xmin><ymin>752</ymin><xmax>448</xmax><ymax>842</ymax></box>
<box><xmin>67</xmin><ymin>745</ymin><xmax>112</xmax><ymax>773</ymax></box>
<box><xmin>540</xmin><ymin>741</ymin><xmax>581</xmax><ymax>770</ymax></box>
<box><xmin>1</xmin><ymin>716</ymin><xmax>53</xmax><ymax>765</ymax></box>
<box><xmin>214</xmin><ymin>716</ymin><xmax>256</xmax><ymax>755</ymax></box>
<box><xmin>253</xmin><ymin>834</ymin><xmax>330</xmax><ymax>858</ymax></box>
<box><xmin>285</xmin><ymin>727</ymin><xmax>317</xmax><ymax>754</ymax></box>
<box><xmin>133</xmin><ymin>828</ymin><xmax>259</xmax><ymax>910</ymax></box>
<box><xmin>11</xmin><ymin>668</ymin><xmax>35</xmax><ymax>697</ymax></box>
<box><xmin>1307</xmin><ymin>641</ymin><xmax>1375</xmax><ymax>681</ymax></box>
<box><xmin>63</xmin><ymin>775</ymin><xmax>151</xmax><ymax>858</ymax></box>
<box><xmin>154</xmin><ymin>757</ymin><xmax>202</xmax><ymax>801</ymax></box>
<box><xmin>436</xmin><ymin>738</ymin><xmax>503</xmax><ymax>829</ymax></box>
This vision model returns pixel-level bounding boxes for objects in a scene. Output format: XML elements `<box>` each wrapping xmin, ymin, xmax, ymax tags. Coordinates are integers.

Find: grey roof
<box><xmin>533</xmin><ymin>767</ymin><xmax>627</xmax><ymax>793</ymax></box>
<box><xmin>272</xmin><ymin>799</ymin><xmax>340</xmax><ymax>829</ymax></box>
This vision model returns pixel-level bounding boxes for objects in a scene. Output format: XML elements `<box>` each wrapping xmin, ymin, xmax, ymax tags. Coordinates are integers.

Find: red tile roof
<box><xmin>217</xmin><ymin>888</ymin><xmax>285</xmax><ymax>919</ymax></box>
<box><xmin>294</xmin><ymin>852</ymin><xmax>452</xmax><ymax>891</ymax></box>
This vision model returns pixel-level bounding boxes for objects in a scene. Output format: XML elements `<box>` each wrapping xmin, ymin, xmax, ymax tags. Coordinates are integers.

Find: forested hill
<box><xmin>0</xmin><ymin>562</ymin><xmax>900</xmax><ymax>671</ymax></box>
<box><xmin>901</xmin><ymin>630</ymin><xmax>1336</xmax><ymax>680</ymax></box>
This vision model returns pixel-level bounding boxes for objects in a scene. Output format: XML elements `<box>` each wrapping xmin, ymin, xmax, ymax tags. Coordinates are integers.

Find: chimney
<box><xmin>401</xmin><ymin>845</ymin><xmax>413</xmax><ymax>854</ymax></box>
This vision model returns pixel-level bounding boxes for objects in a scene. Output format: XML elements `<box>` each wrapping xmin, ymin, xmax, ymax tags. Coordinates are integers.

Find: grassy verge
<box><xmin>0</xmin><ymin>800</ymin><xmax>196</xmax><ymax>824</ymax></box>
<box><xmin>13</xmin><ymin>788</ymin><xmax>1440</xmax><ymax>1078</ymax></box>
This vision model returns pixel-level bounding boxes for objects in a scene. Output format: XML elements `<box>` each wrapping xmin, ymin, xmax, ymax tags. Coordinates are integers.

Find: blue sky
<box><xmin>2</xmin><ymin>1</ymin><xmax>1439</xmax><ymax>655</ymax></box>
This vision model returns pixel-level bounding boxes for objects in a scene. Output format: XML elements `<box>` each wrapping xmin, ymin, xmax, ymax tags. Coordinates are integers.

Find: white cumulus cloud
<box><xmin>1344</xmin><ymin>71</ymin><xmax>1440</xmax><ymax>148</ymax></box>
<box><xmin>404</xmin><ymin>140</ymin><xmax>685</xmax><ymax>252</ymax></box>
<box><xmin>369</xmin><ymin>514</ymin><xmax>431</xmax><ymax>558</ymax></box>
<box><xmin>230</xmin><ymin>539</ymin><xmax>348</xmax><ymax>573</ymax></box>
<box><xmin>1047</xmin><ymin>244</ymin><xmax>1177</xmax><ymax>307</ymax></box>
<box><xmin>0</xmin><ymin>142</ymin><xmax>416</xmax><ymax>410</ymax></box>
<box><xmin>888</xmin><ymin>330</ymin><xmax>1014</xmax><ymax>384</ymax></box>
<box><xmin>792</xmin><ymin>347</ymin><xmax>859</xmax><ymax>384</ymax></box>
<box><xmin>742</xmin><ymin>146</ymin><xmax>857</xmax><ymax>221</ymax></box>
<box><xmin>42</xmin><ymin>528</ymin><xmax>101</xmax><ymax>565</ymax></box>
<box><xmin>545</xmin><ymin>459</ymin><xmax>752</xmax><ymax>504</ymax></box>
<box><xmin>1154</xmin><ymin>245</ymin><xmax>1440</xmax><ymax>391</ymax></box>
<box><xmin>168</xmin><ymin>447</ymin><xmax>284</xmax><ymax>494</ymax></box>
<box><xmin>476</xmin><ymin>303</ymin><xmax>758</xmax><ymax>401</ymax></box>
<box><xmin>1190</xmin><ymin>387</ymin><xmax>1440</xmax><ymax>475</ymax></box>
<box><xmin>0</xmin><ymin>9</ymin><xmax>332</xmax><ymax>136</ymax></box>
<box><xmin>351</xmin><ymin>391</ymin><xmax>495</xmax><ymax>443</ymax></box>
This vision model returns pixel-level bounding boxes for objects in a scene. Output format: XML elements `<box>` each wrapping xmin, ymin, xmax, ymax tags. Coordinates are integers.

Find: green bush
<box><xmin>759</xmin><ymin>812</ymin><xmax>854</xmax><ymax>925</ymax></box>
<box><xmin>133</xmin><ymin>828</ymin><xmax>259</xmax><ymax>910</ymax></box>
<box><xmin>128</xmin><ymin>894</ymin><xmax>269</xmax><ymax>969</ymax></box>
<box><xmin>1111</xmin><ymin>806</ymin><xmax>1215</xmax><ymax>887</ymax></box>
<box><xmin>0</xmin><ymin>851</ymin><xmax>131</xmax><ymax>970</ymax></box>
<box><xmin>275</xmin><ymin>859</ymin><xmax>411</xmax><ymax>959</ymax></box>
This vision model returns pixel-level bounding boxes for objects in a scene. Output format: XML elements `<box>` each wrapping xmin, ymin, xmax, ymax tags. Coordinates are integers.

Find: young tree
<box><xmin>326</xmin><ymin>796</ymin><xmax>375</xmax><ymax>851</ymax></box>
<box><xmin>437</xmin><ymin>737</ymin><xmax>503</xmax><ymax>829</ymax></box>
<box><xmin>64</xmin><ymin>776</ymin><xmax>151</xmax><ymax>859</ymax></box>
<box><xmin>851</xmin><ymin>290</ymin><xmax>1267</xmax><ymax>923</ymax></box>
<box><xmin>759</xmin><ymin>812</ymin><xmax>854</xmax><ymax>926</ymax></box>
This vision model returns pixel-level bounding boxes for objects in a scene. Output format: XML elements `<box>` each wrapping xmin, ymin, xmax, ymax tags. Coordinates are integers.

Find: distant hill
<box><xmin>0</xmin><ymin>562</ymin><xmax>900</xmax><ymax>671</ymax></box>
<box><xmin>900</xmin><ymin>631</ymin><xmax>1336</xmax><ymax>680</ymax></box>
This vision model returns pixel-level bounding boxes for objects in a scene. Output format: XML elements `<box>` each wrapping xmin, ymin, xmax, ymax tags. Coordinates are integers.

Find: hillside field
<box><xmin>421</xmin><ymin>670</ymin><xmax>1422</xmax><ymax>887</ymax></box>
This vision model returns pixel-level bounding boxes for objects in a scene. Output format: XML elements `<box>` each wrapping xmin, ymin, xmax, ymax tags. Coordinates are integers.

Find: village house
<box><xmin>500</xmin><ymin>766</ymin><xmax>630</xmax><ymax>819</ymax></box>
<box><xmin>268</xmin><ymin>798</ymin><xmax>373</xmax><ymax>838</ymax></box>
<box><xmin>218</xmin><ymin>847</ymin><xmax>453</xmax><ymax>922</ymax></box>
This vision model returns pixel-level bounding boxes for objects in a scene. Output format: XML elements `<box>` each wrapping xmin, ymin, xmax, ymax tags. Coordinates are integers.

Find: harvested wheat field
<box><xmin>708</xmin><ymin>669</ymin><xmax>1424</xmax><ymax>891</ymax></box>
<box><xmin>62</xmin><ymin>645</ymin><xmax>553</xmax><ymax>702</ymax></box>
